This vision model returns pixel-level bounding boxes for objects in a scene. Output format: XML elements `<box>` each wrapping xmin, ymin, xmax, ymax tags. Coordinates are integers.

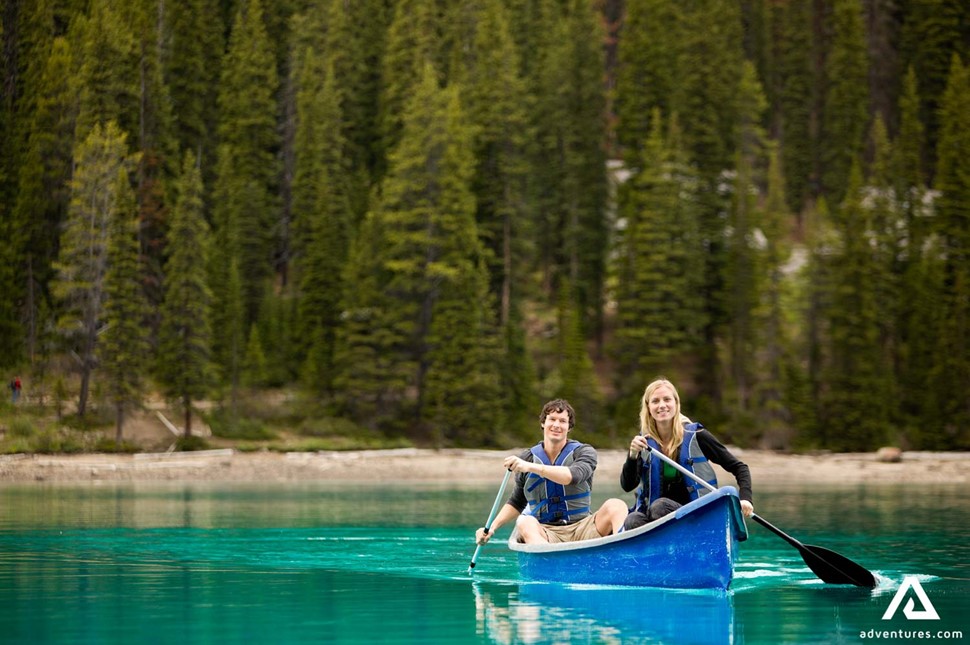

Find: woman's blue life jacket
<box><xmin>634</xmin><ymin>423</ymin><xmax>718</xmax><ymax>513</ymax></box>
<box><xmin>522</xmin><ymin>439</ymin><xmax>592</xmax><ymax>524</ymax></box>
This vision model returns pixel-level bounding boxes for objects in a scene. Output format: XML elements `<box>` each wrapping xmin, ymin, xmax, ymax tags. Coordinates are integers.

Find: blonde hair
<box><xmin>639</xmin><ymin>378</ymin><xmax>684</xmax><ymax>458</ymax></box>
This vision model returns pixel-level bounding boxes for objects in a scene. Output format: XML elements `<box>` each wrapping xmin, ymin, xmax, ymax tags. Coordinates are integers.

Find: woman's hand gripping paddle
<box><xmin>468</xmin><ymin>468</ymin><xmax>513</xmax><ymax>574</ymax></box>
<box><xmin>645</xmin><ymin>446</ymin><xmax>875</xmax><ymax>587</ymax></box>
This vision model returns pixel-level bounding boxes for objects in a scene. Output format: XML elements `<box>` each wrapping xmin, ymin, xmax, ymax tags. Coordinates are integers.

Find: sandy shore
<box><xmin>1</xmin><ymin>448</ymin><xmax>967</xmax><ymax>485</ymax></box>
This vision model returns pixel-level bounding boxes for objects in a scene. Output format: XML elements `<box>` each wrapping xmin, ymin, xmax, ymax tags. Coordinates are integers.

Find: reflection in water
<box><xmin>475</xmin><ymin>581</ymin><xmax>735</xmax><ymax>645</ymax></box>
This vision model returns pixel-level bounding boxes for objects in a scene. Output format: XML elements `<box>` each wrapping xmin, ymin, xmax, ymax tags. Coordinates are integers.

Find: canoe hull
<box><xmin>509</xmin><ymin>487</ymin><xmax>747</xmax><ymax>589</ymax></box>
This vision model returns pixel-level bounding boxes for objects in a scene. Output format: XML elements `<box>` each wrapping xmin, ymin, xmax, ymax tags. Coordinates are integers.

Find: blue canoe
<box><xmin>508</xmin><ymin>486</ymin><xmax>748</xmax><ymax>590</ymax></box>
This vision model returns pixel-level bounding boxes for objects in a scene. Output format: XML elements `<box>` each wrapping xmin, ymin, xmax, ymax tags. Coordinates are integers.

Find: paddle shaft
<box><xmin>644</xmin><ymin>446</ymin><xmax>875</xmax><ymax>587</ymax></box>
<box><xmin>468</xmin><ymin>468</ymin><xmax>513</xmax><ymax>572</ymax></box>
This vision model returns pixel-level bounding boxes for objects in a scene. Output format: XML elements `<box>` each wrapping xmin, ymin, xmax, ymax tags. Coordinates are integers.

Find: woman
<box><xmin>620</xmin><ymin>378</ymin><xmax>754</xmax><ymax>530</ymax></box>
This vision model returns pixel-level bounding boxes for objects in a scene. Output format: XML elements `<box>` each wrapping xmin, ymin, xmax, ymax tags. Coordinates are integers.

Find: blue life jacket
<box><xmin>523</xmin><ymin>440</ymin><xmax>591</xmax><ymax>524</ymax></box>
<box><xmin>635</xmin><ymin>423</ymin><xmax>717</xmax><ymax>513</ymax></box>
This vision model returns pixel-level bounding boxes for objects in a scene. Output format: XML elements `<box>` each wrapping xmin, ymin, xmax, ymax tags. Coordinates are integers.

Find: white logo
<box><xmin>882</xmin><ymin>577</ymin><xmax>940</xmax><ymax>620</ymax></box>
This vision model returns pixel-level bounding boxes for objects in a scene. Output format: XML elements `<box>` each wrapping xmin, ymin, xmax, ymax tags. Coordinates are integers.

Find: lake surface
<box><xmin>1</xmin><ymin>481</ymin><xmax>967</xmax><ymax>644</ymax></box>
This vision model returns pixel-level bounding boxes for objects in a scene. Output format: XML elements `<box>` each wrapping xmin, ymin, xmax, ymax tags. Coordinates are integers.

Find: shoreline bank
<box><xmin>1</xmin><ymin>448</ymin><xmax>967</xmax><ymax>485</ymax></box>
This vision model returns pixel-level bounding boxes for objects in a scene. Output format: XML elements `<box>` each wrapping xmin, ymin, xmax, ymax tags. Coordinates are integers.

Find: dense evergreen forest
<box><xmin>1</xmin><ymin>0</ymin><xmax>968</xmax><ymax>452</ymax></box>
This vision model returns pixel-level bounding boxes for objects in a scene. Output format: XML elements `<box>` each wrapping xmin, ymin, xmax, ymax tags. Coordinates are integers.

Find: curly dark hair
<box><xmin>539</xmin><ymin>399</ymin><xmax>575</xmax><ymax>429</ymax></box>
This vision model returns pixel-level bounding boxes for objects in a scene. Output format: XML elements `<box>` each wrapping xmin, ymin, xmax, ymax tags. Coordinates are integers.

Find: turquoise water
<box><xmin>1</xmin><ymin>482</ymin><xmax>967</xmax><ymax>644</ymax></box>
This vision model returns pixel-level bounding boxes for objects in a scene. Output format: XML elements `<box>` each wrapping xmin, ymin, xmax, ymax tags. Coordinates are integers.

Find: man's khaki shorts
<box><xmin>541</xmin><ymin>513</ymin><xmax>603</xmax><ymax>543</ymax></box>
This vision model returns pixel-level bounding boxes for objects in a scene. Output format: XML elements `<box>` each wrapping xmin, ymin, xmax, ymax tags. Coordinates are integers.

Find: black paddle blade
<box><xmin>798</xmin><ymin>543</ymin><xmax>876</xmax><ymax>587</ymax></box>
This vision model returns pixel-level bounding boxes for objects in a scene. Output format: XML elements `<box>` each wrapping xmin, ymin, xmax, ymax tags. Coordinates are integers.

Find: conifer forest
<box><xmin>1</xmin><ymin>0</ymin><xmax>968</xmax><ymax>453</ymax></box>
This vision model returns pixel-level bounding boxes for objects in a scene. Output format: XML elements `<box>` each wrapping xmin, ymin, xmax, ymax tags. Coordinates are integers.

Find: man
<box><xmin>474</xmin><ymin>399</ymin><xmax>628</xmax><ymax>545</ymax></box>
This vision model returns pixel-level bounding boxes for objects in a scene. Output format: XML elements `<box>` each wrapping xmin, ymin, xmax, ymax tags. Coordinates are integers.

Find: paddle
<box><xmin>644</xmin><ymin>446</ymin><xmax>876</xmax><ymax>588</ymax></box>
<box><xmin>468</xmin><ymin>468</ymin><xmax>513</xmax><ymax>574</ymax></box>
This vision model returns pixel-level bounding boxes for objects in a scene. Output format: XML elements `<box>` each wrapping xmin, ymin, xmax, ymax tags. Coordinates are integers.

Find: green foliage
<box><xmin>293</xmin><ymin>54</ymin><xmax>353</xmax><ymax>394</ymax></box>
<box><xmin>754</xmin><ymin>145</ymin><xmax>796</xmax><ymax>449</ymax></box>
<box><xmin>157</xmin><ymin>151</ymin><xmax>212</xmax><ymax>433</ymax></box>
<box><xmin>100</xmin><ymin>165</ymin><xmax>149</xmax><ymax>442</ymax></box>
<box><xmin>213</xmin><ymin>0</ymin><xmax>280</xmax><ymax>324</ymax></box>
<box><xmin>764</xmin><ymin>0</ymin><xmax>813</xmax><ymax>213</ymax></box>
<box><xmin>71</xmin><ymin>0</ymin><xmax>140</xmax><ymax>141</ymax></box>
<box><xmin>175</xmin><ymin>435</ymin><xmax>210</xmax><ymax>451</ymax></box>
<box><xmin>7</xmin><ymin>37</ymin><xmax>76</xmax><ymax>365</ymax></box>
<box><xmin>614</xmin><ymin>0</ymin><xmax>682</xmax><ymax>162</ymax></box>
<box><xmin>609</xmin><ymin>112</ymin><xmax>705</xmax><ymax>401</ymax></box>
<box><xmin>8</xmin><ymin>417</ymin><xmax>35</xmax><ymax>438</ymax></box>
<box><xmin>553</xmin><ymin>281</ymin><xmax>601</xmax><ymax>426</ymax></box>
<box><xmin>323</xmin><ymin>0</ymin><xmax>386</xmax><ymax>182</ymax></box>
<box><xmin>242</xmin><ymin>326</ymin><xmax>269</xmax><ymax>387</ymax></box>
<box><xmin>165</xmin><ymin>0</ymin><xmax>224</xmax><ymax>157</ymax></box>
<box><xmin>820</xmin><ymin>0</ymin><xmax>869</xmax><ymax>204</ymax></box>
<box><xmin>336</xmin><ymin>66</ymin><xmax>503</xmax><ymax>444</ymax></box>
<box><xmin>722</xmin><ymin>61</ymin><xmax>768</xmax><ymax>416</ymax></box>
<box><xmin>206</xmin><ymin>408</ymin><xmax>276</xmax><ymax>440</ymax></box>
<box><xmin>817</xmin><ymin>164</ymin><xmax>892</xmax><ymax>450</ymax></box>
<box><xmin>930</xmin><ymin>55</ymin><xmax>970</xmax><ymax>447</ymax></box>
<box><xmin>899</xmin><ymin>0</ymin><xmax>969</xmax><ymax>165</ymax></box>
<box><xmin>671</xmin><ymin>0</ymin><xmax>745</xmax><ymax>404</ymax></box>
<box><xmin>379</xmin><ymin>0</ymin><xmax>441</xmax><ymax>168</ymax></box>
<box><xmin>458</xmin><ymin>0</ymin><xmax>531</xmax><ymax>325</ymax></box>
<box><xmin>94</xmin><ymin>437</ymin><xmax>140</xmax><ymax>453</ymax></box>
<box><xmin>529</xmin><ymin>0</ymin><xmax>609</xmax><ymax>337</ymax></box>
<box><xmin>2</xmin><ymin>0</ymin><xmax>969</xmax><ymax>455</ymax></box>
<box><xmin>675</xmin><ymin>0</ymin><xmax>744</xmax><ymax>178</ymax></box>
<box><xmin>52</xmin><ymin>121</ymin><xmax>136</xmax><ymax>417</ymax></box>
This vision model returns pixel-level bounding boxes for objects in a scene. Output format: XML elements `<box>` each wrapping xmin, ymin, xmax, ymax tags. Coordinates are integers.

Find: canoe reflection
<box><xmin>475</xmin><ymin>581</ymin><xmax>735</xmax><ymax>644</ymax></box>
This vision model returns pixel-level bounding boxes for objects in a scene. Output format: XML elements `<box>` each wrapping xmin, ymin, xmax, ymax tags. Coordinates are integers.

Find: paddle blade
<box><xmin>798</xmin><ymin>543</ymin><xmax>876</xmax><ymax>587</ymax></box>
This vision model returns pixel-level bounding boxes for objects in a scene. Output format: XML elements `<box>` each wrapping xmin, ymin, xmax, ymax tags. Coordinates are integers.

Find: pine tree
<box><xmin>456</xmin><ymin>0</ymin><xmax>536</xmax><ymax>434</ymax></box>
<box><xmin>820</xmin><ymin>0</ymin><xmax>869</xmax><ymax>204</ymax></box>
<box><xmin>867</xmin><ymin>115</ymin><xmax>904</xmax><ymax>421</ymax></box>
<box><xmin>420</xmin><ymin>86</ymin><xmax>503</xmax><ymax>445</ymax></box>
<box><xmin>100</xmin><ymin>166</ymin><xmax>149</xmax><ymax>443</ymax></box>
<box><xmin>614</xmin><ymin>0</ymin><xmax>682</xmax><ymax>163</ymax></box>
<box><xmin>336</xmin><ymin>65</ymin><xmax>502</xmax><ymax>441</ymax></box>
<box><xmin>802</xmin><ymin>197</ymin><xmax>837</xmax><ymax>445</ymax></box>
<box><xmin>609</xmin><ymin>110</ymin><xmax>705</xmax><ymax>418</ymax></box>
<box><xmin>724</xmin><ymin>61</ymin><xmax>768</xmax><ymax>416</ymax></box>
<box><xmin>554</xmin><ymin>281</ymin><xmax>601</xmax><ymax>426</ymax></box>
<box><xmin>293</xmin><ymin>54</ymin><xmax>353</xmax><ymax>395</ymax></box>
<box><xmin>755</xmin><ymin>144</ymin><xmax>795</xmax><ymax>448</ymax></box>
<box><xmin>673</xmin><ymin>0</ymin><xmax>745</xmax><ymax>407</ymax></box>
<box><xmin>71</xmin><ymin>0</ymin><xmax>140</xmax><ymax>141</ymax></box>
<box><xmin>675</xmin><ymin>0</ymin><xmax>744</xmax><ymax>178</ymax></box>
<box><xmin>379</xmin><ymin>0</ymin><xmax>439</xmax><ymax>172</ymax></box>
<box><xmin>323</xmin><ymin>0</ymin><xmax>386</xmax><ymax>184</ymax></box>
<box><xmin>458</xmin><ymin>0</ymin><xmax>530</xmax><ymax>326</ymax></box>
<box><xmin>332</xmin><ymin>210</ymin><xmax>404</xmax><ymax>429</ymax></box>
<box><xmin>1</xmin><ymin>0</ymin><xmax>58</xmax><ymax>215</ymax></box>
<box><xmin>930</xmin><ymin>55</ymin><xmax>970</xmax><ymax>446</ymax></box>
<box><xmin>242</xmin><ymin>326</ymin><xmax>269</xmax><ymax>387</ymax></box>
<box><xmin>157</xmin><ymin>152</ymin><xmax>211</xmax><ymax>436</ymax></box>
<box><xmin>899</xmin><ymin>0</ymin><xmax>969</xmax><ymax>171</ymax></box>
<box><xmin>500</xmin><ymin>304</ymin><xmax>539</xmax><ymax>442</ymax></box>
<box><xmin>252</xmin><ymin>286</ymin><xmax>297</xmax><ymax>386</ymax></box>
<box><xmin>530</xmin><ymin>0</ymin><xmax>609</xmax><ymax>342</ymax></box>
<box><xmin>164</xmin><ymin>0</ymin><xmax>224</xmax><ymax>158</ymax></box>
<box><xmin>767</xmin><ymin>0</ymin><xmax>813</xmax><ymax>215</ymax></box>
<box><xmin>124</xmin><ymin>0</ymin><xmax>177</xmax><ymax>329</ymax></box>
<box><xmin>893</xmin><ymin>67</ymin><xmax>937</xmax><ymax>437</ymax></box>
<box><xmin>819</xmin><ymin>162</ymin><xmax>891</xmax><ymax>450</ymax></box>
<box><xmin>213</xmin><ymin>0</ymin><xmax>280</xmax><ymax>325</ymax></box>
<box><xmin>8</xmin><ymin>37</ymin><xmax>76</xmax><ymax>363</ymax></box>
<box><xmin>52</xmin><ymin>121</ymin><xmax>136</xmax><ymax>417</ymax></box>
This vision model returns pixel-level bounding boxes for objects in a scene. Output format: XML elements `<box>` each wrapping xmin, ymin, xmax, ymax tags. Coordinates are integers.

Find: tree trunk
<box><xmin>115</xmin><ymin>403</ymin><xmax>124</xmax><ymax>444</ymax></box>
<box><xmin>183</xmin><ymin>394</ymin><xmax>192</xmax><ymax>438</ymax></box>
